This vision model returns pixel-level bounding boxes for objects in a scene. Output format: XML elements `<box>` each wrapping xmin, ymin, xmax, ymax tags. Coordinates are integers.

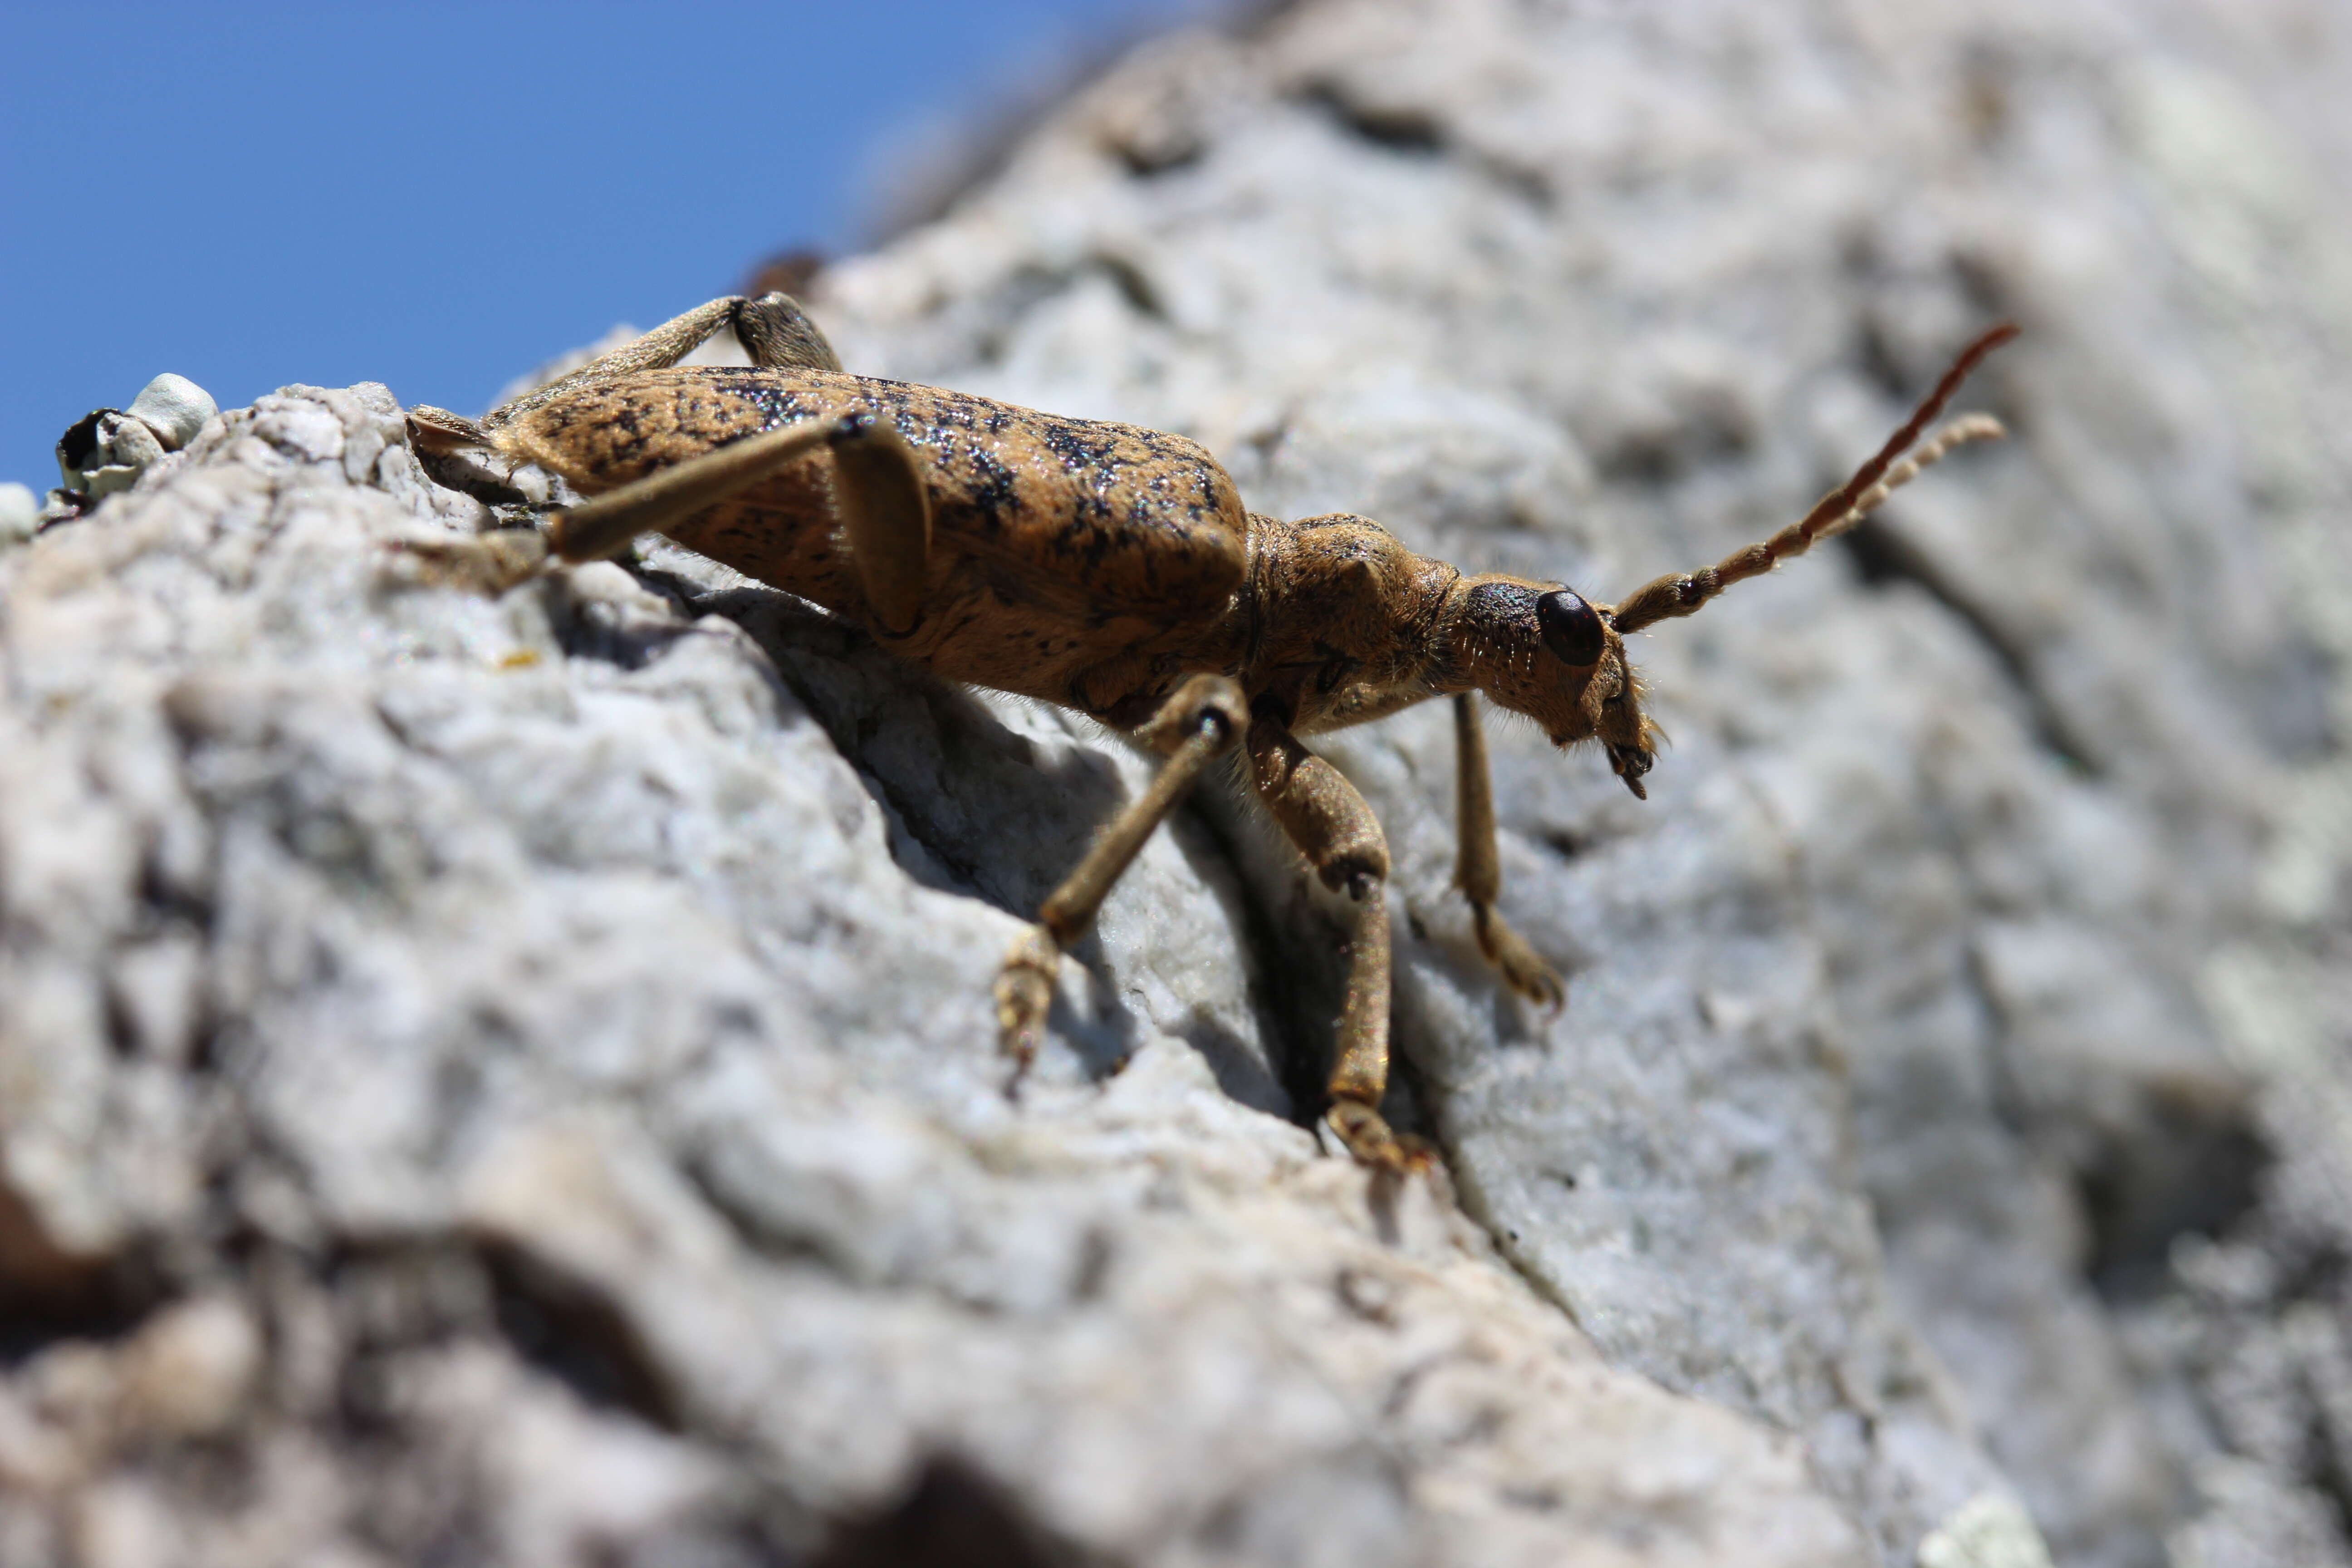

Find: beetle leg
<box><xmin>828</xmin><ymin>414</ymin><xmax>931</xmax><ymax>635</ymax></box>
<box><xmin>546</xmin><ymin>413</ymin><xmax>932</xmax><ymax>628</ymax></box>
<box><xmin>731</xmin><ymin>293</ymin><xmax>844</xmax><ymax>373</ymax></box>
<box><xmin>407</xmin><ymin>404</ymin><xmax>492</xmax><ymax>456</ymax></box>
<box><xmin>549</xmin><ymin>418</ymin><xmax>839</xmax><ymax>562</ymax></box>
<box><xmin>491</xmin><ymin>293</ymin><xmax>843</xmax><ymax>433</ymax></box>
<box><xmin>412</xmin><ymin>295</ymin><xmax>756</xmax><ymax>453</ymax></box>
<box><xmin>994</xmin><ymin>675</ymin><xmax>1247</xmax><ymax>1085</ymax></box>
<box><xmin>1245</xmin><ymin>715</ymin><xmax>1424</xmax><ymax>1175</ymax></box>
<box><xmin>1452</xmin><ymin>694</ymin><xmax>1564</xmax><ymax>1010</ymax></box>
<box><xmin>503</xmin><ymin>297</ymin><xmax>746</xmax><ymax>426</ymax></box>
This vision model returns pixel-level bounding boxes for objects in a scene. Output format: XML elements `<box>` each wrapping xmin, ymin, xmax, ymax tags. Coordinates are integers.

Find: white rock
<box><xmin>116</xmin><ymin>1297</ymin><xmax>261</xmax><ymax>1440</ymax></box>
<box><xmin>1918</xmin><ymin>1494</ymin><xmax>2057</xmax><ymax>1568</ymax></box>
<box><xmin>122</xmin><ymin>374</ymin><xmax>217</xmax><ymax>451</ymax></box>
<box><xmin>0</xmin><ymin>481</ymin><xmax>35</xmax><ymax>544</ymax></box>
<box><xmin>5</xmin><ymin>2</ymin><xmax>2349</xmax><ymax>1565</ymax></box>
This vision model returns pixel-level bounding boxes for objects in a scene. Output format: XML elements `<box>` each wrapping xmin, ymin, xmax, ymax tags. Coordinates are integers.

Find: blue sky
<box><xmin>0</xmin><ymin>1</ymin><xmax>1204</xmax><ymax>488</ymax></box>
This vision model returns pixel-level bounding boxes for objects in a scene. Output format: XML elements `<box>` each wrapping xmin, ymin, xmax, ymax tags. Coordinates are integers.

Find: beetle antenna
<box><xmin>1608</xmin><ymin>323</ymin><xmax>2016</xmax><ymax>635</ymax></box>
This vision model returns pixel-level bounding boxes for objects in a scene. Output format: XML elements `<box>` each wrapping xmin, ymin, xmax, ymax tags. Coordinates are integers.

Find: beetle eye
<box><xmin>1538</xmin><ymin>589</ymin><xmax>1604</xmax><ymax>667</ymax></box>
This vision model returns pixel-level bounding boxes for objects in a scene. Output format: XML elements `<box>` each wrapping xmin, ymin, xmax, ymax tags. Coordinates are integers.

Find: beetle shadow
<box><xmin>1029</xmin><ymin>956</ymin><xmax>1143</xmax><ymax>1086</ymax></box>
<box><xmin>630</xmin><ymin>554</ymin><xmax>1254</xmax><ymax>1087</ymax></box>
<box><xmin>635</xmin><ymin>563</ymin><xmax>1134</xmax><ymax>918</ymax></box>
<box><xmin>617</xmin><ymin>551</ymin><xmax>1524</xmax><ymax>1150</ymax></box>
<box><xmin>1395</xmin><ymin>907</ymin><xmax>1558</xmax><ymax>1056</ymax></box>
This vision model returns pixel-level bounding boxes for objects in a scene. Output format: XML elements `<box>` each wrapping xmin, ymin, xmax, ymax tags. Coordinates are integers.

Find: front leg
<box><xmin>1453</xmin><ymin>694</ymin><xmax>1563</xmax><ymax>1009</ymax></box>
<box><xmin>1245</xmin><ymin>714</ymin><xmax>1422</xmax><ymax>1174</ymax></box>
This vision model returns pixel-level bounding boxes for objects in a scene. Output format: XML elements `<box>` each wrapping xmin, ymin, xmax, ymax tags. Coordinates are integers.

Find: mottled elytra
<box><xmin>409</xmin><ymin>295</ymin><xmax>2013</xmax><ymax>1175</ymax></box>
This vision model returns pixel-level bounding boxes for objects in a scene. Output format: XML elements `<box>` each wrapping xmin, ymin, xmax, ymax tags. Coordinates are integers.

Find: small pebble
<box><xmin>123</xmin><ymin>373</ymin><xmax>218</xmax><ymax>451</ymax></box>
<box><xmin>0</xmin><ymin>481</ymin><xmax>36</xmax><ymax>544</ymax></box>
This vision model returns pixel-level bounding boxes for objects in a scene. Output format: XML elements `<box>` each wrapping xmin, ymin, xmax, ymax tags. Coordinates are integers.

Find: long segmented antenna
<box><xmin>1609</xmin><ymin>323</ymin><xmax>2017</xmax><ymax>636</ymax></box>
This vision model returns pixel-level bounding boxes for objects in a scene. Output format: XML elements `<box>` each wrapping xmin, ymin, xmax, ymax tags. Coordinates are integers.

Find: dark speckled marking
<box><xmin>485</xmin><ymin>353</ymin><xmax>1530</xmax><ymax>743</ymax></box>
<box><xmin>498</xmin><ymin>365</ymin><xmax>1254</xmax><ymax>713</ymax></box>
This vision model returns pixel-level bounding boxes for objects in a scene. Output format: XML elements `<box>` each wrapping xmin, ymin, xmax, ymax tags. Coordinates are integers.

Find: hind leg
<box><xmin>544</xmin><ymin>409</ymin><xmax>931</xmax><ymax>635</ymax></box>
<box><xmin>408</xmin><ymin>293</ymin><xmax>843</xmax><ymax>454</ymax></box>
<box><xmin>506</xmin><ymin>293</ymin><xmax>841</xmax><ymax>419</ymax></box>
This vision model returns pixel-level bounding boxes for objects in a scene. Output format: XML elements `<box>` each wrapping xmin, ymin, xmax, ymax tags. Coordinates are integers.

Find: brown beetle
<box><xmin>411</xmin><ymin>298</ymin><xmax>2011</xmax><ymax>1173</ymax></box>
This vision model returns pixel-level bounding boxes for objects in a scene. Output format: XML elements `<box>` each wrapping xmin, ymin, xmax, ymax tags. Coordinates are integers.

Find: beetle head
<box><xmin>1442</xmin><ymin>575</ymin><xmax>1659</xmax><ymax>797</ymax></box>
<box><xmin>1439</xmin><ymin>325</ymin><xmax>2019</xmax><ymax>799</ymax></box>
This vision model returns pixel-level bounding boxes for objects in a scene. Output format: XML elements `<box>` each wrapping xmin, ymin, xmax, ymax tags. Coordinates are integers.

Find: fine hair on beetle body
<box><xmin>409</xmin><ymin>294</ymin><xmax>2015</xmax><ymax>1176</ymax></box>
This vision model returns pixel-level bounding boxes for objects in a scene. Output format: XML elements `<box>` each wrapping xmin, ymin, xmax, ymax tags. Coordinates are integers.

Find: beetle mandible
<box><xmin>410</xmin><ymin>297</ymin><xmax>2013</xmax><ymax>1175</ymax></box>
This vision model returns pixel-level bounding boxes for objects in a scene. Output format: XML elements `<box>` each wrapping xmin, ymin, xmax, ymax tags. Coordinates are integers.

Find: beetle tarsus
<box><xmin>994</xmin><ymin>925</ymin><xmax>1061</xmax><ymax>1093</ymax></box>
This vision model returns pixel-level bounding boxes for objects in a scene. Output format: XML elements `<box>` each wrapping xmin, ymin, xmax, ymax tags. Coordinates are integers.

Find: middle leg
<box><xmin>1245</xmin><ymin>713</ymin><xmax>1422</xmax><ymax>1174</ymax></box>
<box><xmin>994</xmin><ymin>676</ymin><xmax>1248</xmax><ymax>1081</ymax></box>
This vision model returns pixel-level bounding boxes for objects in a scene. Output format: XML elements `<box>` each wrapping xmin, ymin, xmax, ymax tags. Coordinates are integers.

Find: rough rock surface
<box><xmin>5</xmin><ymin>2</ymin><xmax>2352</xmax><ymax>1566</ymax></box>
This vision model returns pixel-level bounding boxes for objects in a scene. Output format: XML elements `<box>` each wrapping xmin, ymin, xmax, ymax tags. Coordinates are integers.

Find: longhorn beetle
<box><xmin>411</xmin><ymin>299</ymin><xmax>2013</xmax><ymax>1175</ymax></box>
